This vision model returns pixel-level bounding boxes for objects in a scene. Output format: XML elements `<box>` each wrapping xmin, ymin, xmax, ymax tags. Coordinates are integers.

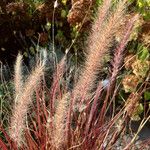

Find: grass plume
<box><xmin>14</xmin><ymin>53</ymin><xmax>23</xmax><ymax>104</ymax></box>
<box><xmin>53</xmin><ymin>93</ymin><xmax>70</xmax><ymax>149</ymax></box>
<box><xmin>73</xmin><ymin>0</ymin><xmax>128</xmax><ymax>103</ymax></box>
<box><xmin>9</xmin><ymin>58</ymin><xmax>44</xmax><ymax>145</ymax></box>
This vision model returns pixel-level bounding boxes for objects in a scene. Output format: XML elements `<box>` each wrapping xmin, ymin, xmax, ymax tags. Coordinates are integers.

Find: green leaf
<box><xmin>144</xmin><ymin>91</ymin><xmax>150</xmax><ymax>101</ymax></box>
<box><xmin>62</xmin><ymin>0</ymin><xmax>67</xmax><ymax>5</ymax></box>
<box><xmin>23</xmin><ymin>52</ymin><xmax>28</xmax><ymax>58</ymax></box>
<box><xmin>29</xmin><ymin>47</ymin><xmax>35</xmax><ymax>55</ymax></box>
<box><xmin>61</xmin><ymin>10</ymin><xmax>67</xmax><ymax>18</ymax></box>
<box><xmin>137</xmin><ymin>103</ymin><xmax>144</xmax><ymax>114</ymax></box>
<box><xmin>138</xmin><ymin>45</ymin><xmax>150</xmax><ymax>61</ymax></box>
<box><xmin>45</xmin><ymin>22</ymin><xmax>51</xmax><ymax>31</ymax></box>
<box><xmin>137</xmin><ymin>0</ymin><xmax>144</xmax><ymax>8</ymax></box>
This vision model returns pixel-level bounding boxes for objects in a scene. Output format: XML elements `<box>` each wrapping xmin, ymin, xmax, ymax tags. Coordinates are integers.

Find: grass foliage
<box><xmin>0</xmin><ymin>0</ymin><xmax>150</xmax><ymax>149</ymax></box>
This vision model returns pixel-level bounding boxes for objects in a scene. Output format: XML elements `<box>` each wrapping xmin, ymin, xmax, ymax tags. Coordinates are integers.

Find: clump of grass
<box><xmin>0</xmin><ymin>0</ymin><xmax>150</xmax><ymax>150</ymax></box>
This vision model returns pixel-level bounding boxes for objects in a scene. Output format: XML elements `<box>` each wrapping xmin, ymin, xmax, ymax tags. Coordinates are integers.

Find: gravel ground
<box><xmin>112</xmin><ymin>122</ymin><xmax>150</xmax><ymax>150</ymax></box>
